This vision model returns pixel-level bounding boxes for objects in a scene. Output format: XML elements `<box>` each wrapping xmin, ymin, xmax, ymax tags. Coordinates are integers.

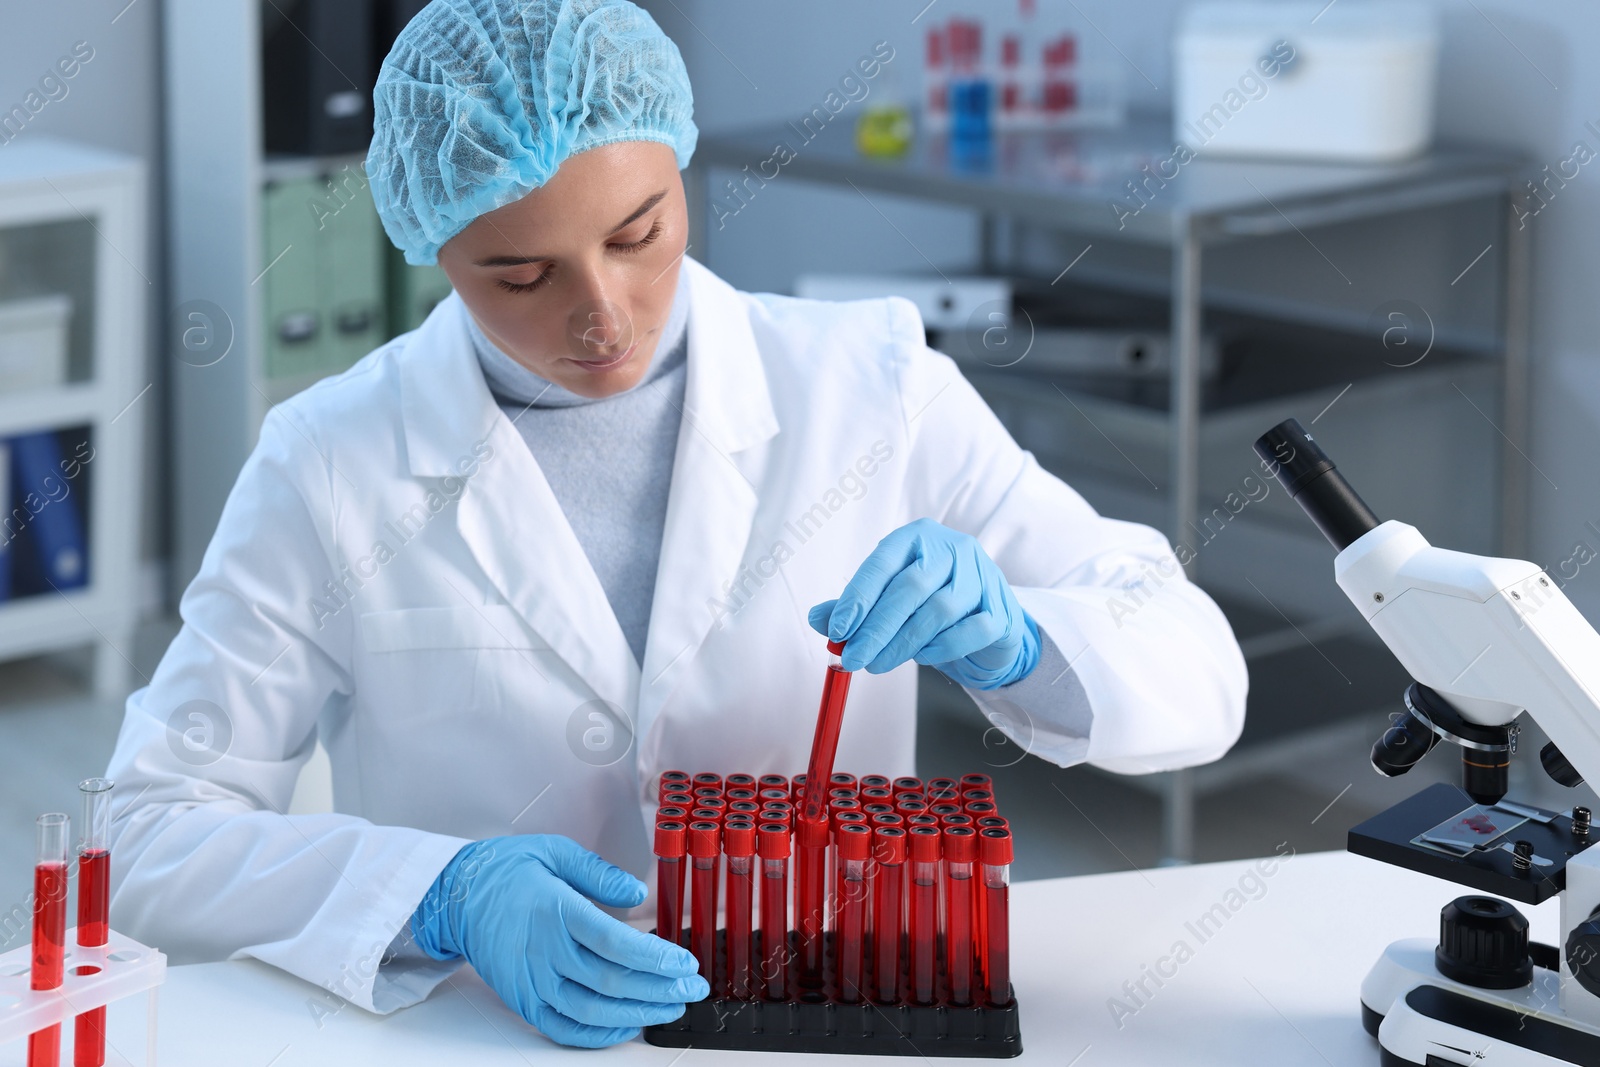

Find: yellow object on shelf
<box><xmin>856</xmin><ymin>104</ymin><xmax>913</xmax><ymax>158</ymax></box>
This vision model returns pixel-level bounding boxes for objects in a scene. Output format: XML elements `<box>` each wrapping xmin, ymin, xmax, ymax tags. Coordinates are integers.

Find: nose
<box><xmin>566</xmin><ymin>279</ymin><xmax>634</xmax><ymax>357</ymax></box>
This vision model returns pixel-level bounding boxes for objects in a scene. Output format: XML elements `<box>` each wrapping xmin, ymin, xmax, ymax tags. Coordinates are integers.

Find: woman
<box><xmin>106</xmin><ymin>0</ymin><xmax>1246</xmax><ymax>1049</ymax></box>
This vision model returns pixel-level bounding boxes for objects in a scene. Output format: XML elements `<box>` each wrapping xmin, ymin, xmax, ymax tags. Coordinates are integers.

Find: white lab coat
<box><xmin>105</xmin><ymin>257</ymin><xmax>1245</xmax><ymax>1012</ymax></box>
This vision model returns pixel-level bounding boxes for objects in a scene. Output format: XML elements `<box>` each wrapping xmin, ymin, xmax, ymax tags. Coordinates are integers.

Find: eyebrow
<box><xmin>472</xmin><ymin>190</ymin><xmax>668</xmax><ymax>268</ymax></box>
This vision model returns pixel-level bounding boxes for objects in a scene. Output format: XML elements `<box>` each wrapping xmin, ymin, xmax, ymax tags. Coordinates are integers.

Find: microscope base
<box><xmin>1362</xmin><ymin>938</ymin><xmax>1600</xmax><ymax>1065</ymax></box>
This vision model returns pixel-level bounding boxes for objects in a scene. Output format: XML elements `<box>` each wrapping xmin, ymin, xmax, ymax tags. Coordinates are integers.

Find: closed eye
<box><xmin>612</xmin><ymin>221</ymin><xmax>662</xmax><ymax>254</ymax></box>
<box><xmin>497</xmin><ymin>270</ymin><xmax>553</xmax><ymax>294</ymax></box>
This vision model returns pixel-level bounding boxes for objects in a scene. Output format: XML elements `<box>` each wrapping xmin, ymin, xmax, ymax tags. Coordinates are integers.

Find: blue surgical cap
<box><xmin>369</xmin><ymin>0</ymin><xmax>698</xmax><ymax>265</ymax></box>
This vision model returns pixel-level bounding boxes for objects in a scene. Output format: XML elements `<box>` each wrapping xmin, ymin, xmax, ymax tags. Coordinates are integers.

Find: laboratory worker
<box><xmin>105</xmin><ymin>0</ymin><xmax>1247</xmax><ymax>1049</ymax></box>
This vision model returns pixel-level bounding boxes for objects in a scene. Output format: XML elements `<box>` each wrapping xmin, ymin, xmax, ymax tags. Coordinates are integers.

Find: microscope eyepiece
<box><xmin>1253</xmin><ymin>418</ymin><xmax>1380</xmax><ymax>551</ymax></box>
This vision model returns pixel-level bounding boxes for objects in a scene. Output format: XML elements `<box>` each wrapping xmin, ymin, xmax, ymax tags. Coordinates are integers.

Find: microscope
<box><xmin>1254</xmin><ymin>419</ymin><xmax>1600</xmax><ymax>1066</ymax></box>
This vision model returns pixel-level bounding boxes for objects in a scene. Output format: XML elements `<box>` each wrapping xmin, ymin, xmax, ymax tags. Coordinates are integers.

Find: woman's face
<box><xmin>438</xmin><ymin>141</ymin><xmax>688</xmax><ymax>399</ymax></box>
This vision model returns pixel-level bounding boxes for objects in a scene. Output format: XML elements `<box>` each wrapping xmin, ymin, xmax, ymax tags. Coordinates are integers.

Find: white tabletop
<box><xmin>28</xmin><ymin>850</ymin><xmax>1562</xmax><ymax>1067</ymax></box>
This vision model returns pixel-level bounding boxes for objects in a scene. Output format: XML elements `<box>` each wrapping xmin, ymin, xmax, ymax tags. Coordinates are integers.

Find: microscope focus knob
<box><xmin>1565</xmin><ymin>908</ymin><xmax>1600</xmax><ymax>998</ymax></box>
<box><xmin>1436</xmin><ymin>896</ymin><xmax>1532</xmax><ymax>989</ymax></box>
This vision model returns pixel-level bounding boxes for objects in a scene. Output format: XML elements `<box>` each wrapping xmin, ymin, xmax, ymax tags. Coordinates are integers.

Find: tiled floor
<box><xmin>0</xmin><ymin>620</ymin><xmax>1593</xmax><ymax>957</ymax></box>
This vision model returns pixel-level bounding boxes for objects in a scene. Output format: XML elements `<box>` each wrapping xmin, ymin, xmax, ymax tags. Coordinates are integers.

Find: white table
<box><xmin>35</xmin><ymin>851</ymin><xmax>1565</xmax><ymax>1066</ymax></box>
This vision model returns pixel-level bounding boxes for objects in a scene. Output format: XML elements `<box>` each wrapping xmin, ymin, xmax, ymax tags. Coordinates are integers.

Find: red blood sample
<box><xmin>835</xmin><ymin>825</ymin><xmax>871</xmax><ymax>1002</ymax></box>
<box><xmin>944</xmin><ymin>827</ymin><xmax>977</xmax><ymax>1006</ymax></box>
<box><xmin>758</xmin><ymin>822</ymin><xmax>791</xmax><ymax>1001</ymax></box>
<box><xmin>980</xmin><ymin>827</ymin><xmax>1014</xmax><ymax>1006</ymax></box>
<box><xmin>872</xmin><ymin>827</ymin><xmax>906</xmax><ymax>1004</ymax></box>
<box><xmin>908</xmin><ymin>827</ymin><xmax>941</xmax><ymax>1005</ymax></box>
<box><xmin>797</xmin><ymin>638</ymin><xmax>854</xmax><ymax>985</ymax></box>
<box><xmin>654</xmin><ymin>822</ymin><xmax>687</xmax><ymax>947</ymax></box>
<box><xmin>688</xmin><ymin>822</ymin><xmax>721</xmax><ymax>987</ymax></box>
<box><xmin>724</xmin><ymin>822</ymin><xmax>757</xmax><ymax>999</ymax></box>
<box><xmin>30</xmin><ymin>813</ymin><xmax>69</xmax><ymax>1067</ymax></box>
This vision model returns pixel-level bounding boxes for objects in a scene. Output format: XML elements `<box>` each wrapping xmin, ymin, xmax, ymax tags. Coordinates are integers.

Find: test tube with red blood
<box><xmin>872</xmin><ymin>825</ymin><xmax>906</xmax><ymax>1004</ymax></box>
<box><xmin>654</xmin><ymin>821</ymin><xmax>687</xmax><ymax>947</ymax></box>
<box><xmin>693</xmin><ymin>786</ymin><xmax>723</xmax><ymax>803</ymax></box>
<box><xmin>794</xmin><ymin>813</ymin><xmax>829</xmax><ymax>988</ymax></box>
<box><xmin>693</xmin><ymin>772</ymin><xmax>723</xmax><ymax>792</ymax></box>
<box><xmin>727</xmin><ymin>788</ymin><xmax>758</xmax><ymax>802</ymax></box>
<box><xmin>762</xmin><ymin>799</ymin><xmax>793</xmax><ymax>820</ymax></box>
<box><xmin>928</xmin><ymin>787</ymin><xmax>961</xmax><ymax>803</ymax></box>
<box><xmin>728</xmin><ymin>800</ymin><xmax>761</xmax><ymax>818</ymax></box>
<box><xmin>796</xmin><ymin>637</ymin><xmax>854</xmax><ymax>987</ymax></box>
<box><xmin>76</xmin><ymin>780</ymin><xmax>112</xmax><ymax>1067</ymax></box>
<box><xmin>861</xmin><ymin>774</ymin><xmax>891</xmax><ymax>790</ymax></box>
<box><xmin>29</xmin><ymin>813</ymin><xmax>68</xmax><ymax>1067</ymax></box>
<box><xmin>960</xmin><ymin>772</ymin><xmax>992</xmax><ymax>795</ymax></box>
<box><xmin>862</xmin><ymin>803</ymin><xmax>895</xmax><ymax>818</ymax></box>
<box><xmin>687</xmin><ymin>821</ymin><xmax>721</xmax><ymax>986</ymax></box>
<box><xmin>831</xmin><ymin>772</ymin><xmax>858</xmax><ymax>792</ymax></box>
<box><xmin>759</xmin><ymin>773</ymin><xmax>789</xmax><ymax>793</ymax></box>
<box><xmin>979</xmin><ymin>826</ymin><xmax>1013</xmax><ymax>1005</ymax></box>
<box><xmin>963</xmin><ymin>789</ymin><xmax>994</xmax><ymax>806</ymax></box>
<box><xmin>724</xmin><ymin>820</ymin><xmax>757</xmax><ymax>999</ymax></box>
<box><xmin>757</xmin><ymin>821</ymin><xmax>791</xmax><ymax>1000</ymax></box>
<box><xmin>656</xmin><ymin>805</ymin><xmax>688</xmax><ymax>823</ymax></box>
<box><xmin>895</xmin><ymin>795</ymin><xmax>928</xmax><ymax>815</ymax></box>
<box><xmin>965</xmin><ymin>800</ymin><xmax>997</xmax><ymax>819</ymax></box>
<box><xmin>928</xmin><ymin>777</ymin><xmax>958</xmax><ymax>794</ymax></box>
<box><xmin>861</xmin><ymin>787</ymin><xmax>893</xmax><ymax>802</ymax></box>
<box><xmin>871</xmin><ymin>811</ymin><xmax>905</xmax><ymax>828</ymax></box>
<box><xmin>907</xmin><ymin>826</ymin><xmax>941</xmax><ymax>1005</ymax></box>
<box><xmin>906</xmin><ymin>813</ymin><xmax>940</xmax><ymax>830</ymax></box>
<box><xmin>727</xmin><ymin>773</ymin><xmax>757</xmax><ymax>790</ymax></box>
<box><xmin>834</xmin><ymin>824</ymin><xmax>871</xmax><ymax>1003</ymax></box>
<box><xmin>830</xmin><ymin>809</ymin><xmax>866</xmax><ymax>933</ymax></box>
<box><xmin>829</xmin><ymin>787</ymin><xmax>858</xmax><ymax>805</ymax></box>
<box><xmin>892</xmin><ymin>776</ymin><xmax>923</xmax><ymax>797</ymax></box>
<box><xmin>659</xmin><ymin>770</ymin><xmax>691</xmax><ymax>798</ymax></box>
<box><xmin>663</xmin><ymin>791</ymin><xmax>694</xmax><ymax>808</ymax></box>
<box><xmin>976</xmin><ymin>815</ymin><xmax>1009</xmax><ymax>832</ymax></box>
<box><xmin>930</xmin><ymin>803</ymin><xmax>963</xmax><ymax>819</ymax></box>
<box><xmin>943</xmin><ymin>826</ymin><xmax>978</xmax><ymax>1006</ymax></box>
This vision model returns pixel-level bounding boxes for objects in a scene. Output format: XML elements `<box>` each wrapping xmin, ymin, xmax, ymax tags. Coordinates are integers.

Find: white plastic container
<box><xmin>0</xmin><ymin>294</ymin><xmax>72</xmax><ymax>392</ymax></box>
<box><xmin>1174</xmin><ymin>1</ymin><xmax>1439</xmax><ymax>161</ymax></box>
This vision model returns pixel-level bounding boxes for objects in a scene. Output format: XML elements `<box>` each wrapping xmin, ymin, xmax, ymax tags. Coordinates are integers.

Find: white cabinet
<box><xmin>0</xmin><ymin>138</ymin><xmax>146</xmax><ymax>697</ymax></box>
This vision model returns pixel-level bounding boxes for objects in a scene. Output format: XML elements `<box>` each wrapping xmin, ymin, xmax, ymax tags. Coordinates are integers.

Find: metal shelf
<box><xmin>692</xmin><ymin>117</ymin><xmax>1533</xmax><ymax>862</ymax></box>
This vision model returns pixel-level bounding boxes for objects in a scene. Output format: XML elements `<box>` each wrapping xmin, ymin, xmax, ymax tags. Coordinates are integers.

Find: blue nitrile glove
<box><xmin>808</xmin><ymin>518</ymin><xmax>1041</xmax><ymax>690</ymax></box>
<box><xmin>410</xmin><ymin>835</ymin><xmax>708</xmax><ymax>1048</ymax></box>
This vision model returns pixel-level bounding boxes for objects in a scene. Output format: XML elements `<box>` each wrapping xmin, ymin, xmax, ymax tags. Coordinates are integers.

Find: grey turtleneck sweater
<box><xmin>467</xmin><ymin>274</ymin><xmax>690</xmax><ymax>666</ymax></box>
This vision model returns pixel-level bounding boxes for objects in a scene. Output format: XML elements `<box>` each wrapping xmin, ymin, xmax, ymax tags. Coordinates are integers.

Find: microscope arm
<box><xmin>1334</xmin><ymin>520</ymin><xmax>1600</xmax><ymax>794</ymax></box>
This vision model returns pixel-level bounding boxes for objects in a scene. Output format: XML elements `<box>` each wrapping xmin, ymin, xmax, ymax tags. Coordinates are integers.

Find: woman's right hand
<box><xmin>410</xmin><ymin>835</ymin><xmax>707</xmax><ymax>1047</ymax></box>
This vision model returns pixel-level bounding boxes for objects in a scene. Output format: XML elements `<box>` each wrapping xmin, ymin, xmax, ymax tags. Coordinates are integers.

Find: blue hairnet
<box><xmin>369</xmin><ymin>0</ymin><xmax>698</xmax><ymax>265</ymax></box>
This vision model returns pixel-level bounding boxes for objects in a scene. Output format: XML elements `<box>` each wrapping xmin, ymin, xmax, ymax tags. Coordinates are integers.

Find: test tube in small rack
<box><xmin>646</xmin><ymin>770</ymin><xmax>1020</xmax><ymax>1057</ymax></box>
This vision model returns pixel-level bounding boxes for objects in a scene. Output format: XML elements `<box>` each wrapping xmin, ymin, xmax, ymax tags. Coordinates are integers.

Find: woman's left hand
<box><xmin>808</xmin><ymin>518</ymin><xmax>1041</xmax><ymax>690</ymax></box>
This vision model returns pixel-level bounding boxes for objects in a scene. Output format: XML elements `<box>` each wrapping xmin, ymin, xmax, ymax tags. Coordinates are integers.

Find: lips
<box><xmin>570</xmin><ymin>341</ymin><xmax>638</xmax><ymax>372</ymax></box>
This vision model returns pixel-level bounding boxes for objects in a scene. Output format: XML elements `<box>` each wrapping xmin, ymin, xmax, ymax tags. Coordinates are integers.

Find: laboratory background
<box><xmin>0</xmin><ymin>0</ymin><xmax>1598</xmax><ymax>1063</ymax></box>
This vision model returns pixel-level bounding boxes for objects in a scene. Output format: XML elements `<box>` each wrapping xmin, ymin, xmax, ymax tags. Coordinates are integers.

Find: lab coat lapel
<box><xmin>636</xmin><ymin>258</ymin><xmax>779</xmax><ymax>745</ymax></box>
<box><xmin>398</xmin><ymin>294</ymin><xmax>640</xmax><ymax>715</ymax></box>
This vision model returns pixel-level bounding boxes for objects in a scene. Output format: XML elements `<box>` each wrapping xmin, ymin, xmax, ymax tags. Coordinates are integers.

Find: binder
<box><xmin>261</xmin><ymin>0</ymin><xmax>377</xmax><ymax>157</ymax></box>
<box><xmin>9</xmin><ymin>430</ymin><xmax>88</xmax><ymax>596</ymax></box>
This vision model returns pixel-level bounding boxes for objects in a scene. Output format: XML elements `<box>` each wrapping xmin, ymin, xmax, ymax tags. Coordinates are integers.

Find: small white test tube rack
<box><xmin>0</xmin><ymin>928</ymin><xmax>165</xmax><ymax>1064</ymax></box>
